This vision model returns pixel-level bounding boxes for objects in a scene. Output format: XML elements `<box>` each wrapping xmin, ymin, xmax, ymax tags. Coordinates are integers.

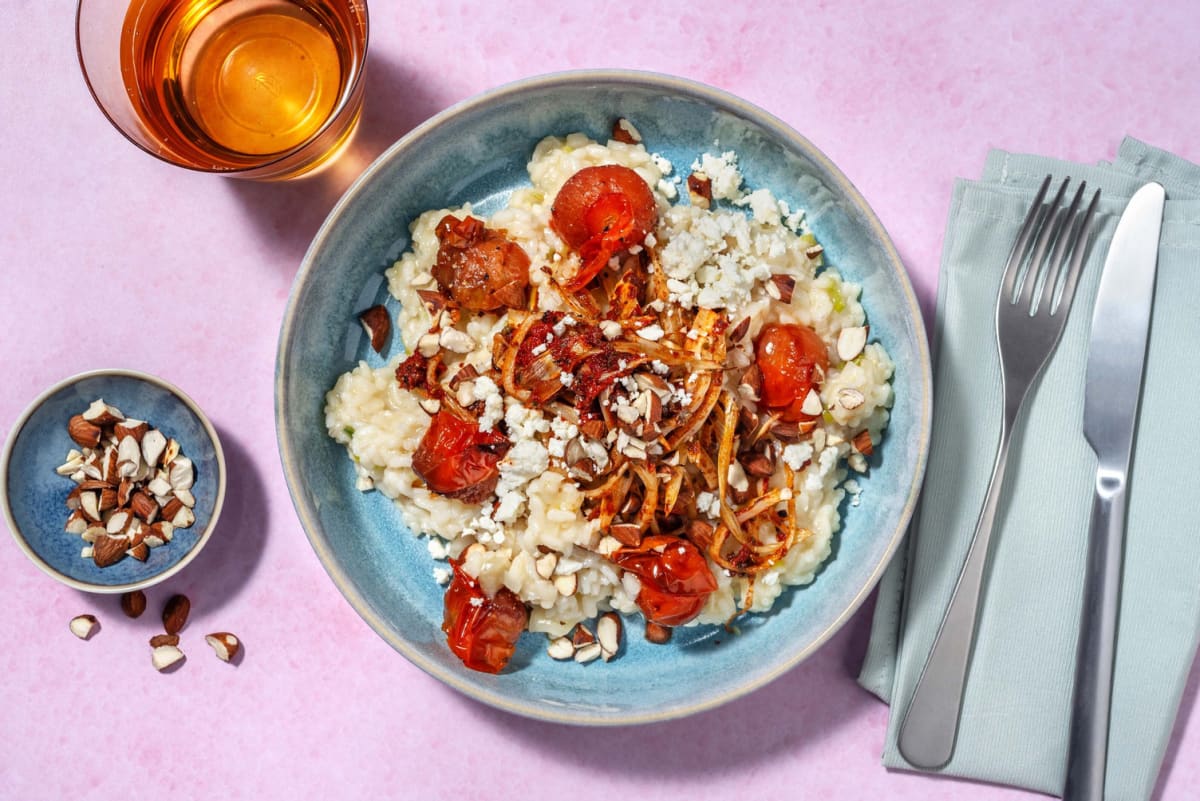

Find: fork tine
<box><xmin>1051</xmin><ymin>188</ymin><xmax>1102</xmax><ymax>315</ymax></box>
<box><xmin>1037</xmin><ymin>180</ymin><xmax>1088</xmax><ymax>314</ymax></box>
<box><xmin>1018</xmin><ymin>177</ymin><xmax>1071</xmax><ymax>308</ymax></box>
<box><xmin>1000</xmin><ymin>174</ymin><xmax>1053</xmax><ymax>302</ymax></box>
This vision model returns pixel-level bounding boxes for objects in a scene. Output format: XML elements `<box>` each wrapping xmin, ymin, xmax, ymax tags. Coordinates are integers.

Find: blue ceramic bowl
<box><xmin>1</xmin><ymin>369</ymin><xmax>226</xmax><ymax>593</ymax></box>
<box><xmin>276</xmin><ymin>70</ymin><xmax>932</xmax><ymax>724</ymax></box>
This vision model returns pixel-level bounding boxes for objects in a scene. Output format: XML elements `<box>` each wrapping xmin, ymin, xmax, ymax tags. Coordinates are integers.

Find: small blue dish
<box><xmin>1</xmin><ymin>369</ymin><xmax>226</xmax><ymax>593</ymax></box>
<box><xmin>276</xmin><ymin>70</ymin><xmax>932</xmax><ymax>724</ymax></box>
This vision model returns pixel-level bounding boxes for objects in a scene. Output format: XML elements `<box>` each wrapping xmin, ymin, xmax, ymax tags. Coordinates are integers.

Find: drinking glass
<box><xmin>77</xmin><ymin>0</ymin><xmax>369</xmax><ymax>181</ymax></box>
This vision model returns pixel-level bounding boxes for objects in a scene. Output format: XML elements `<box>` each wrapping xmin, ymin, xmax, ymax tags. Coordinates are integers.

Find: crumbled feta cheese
<box><xmin>469</xmin><ymin>596</ymin><xmax>484</xmax><ymax>607</ymax></box>
<box><xmin>531</xmin><ymin>343</ymin><xmax>548</xmax><ymax>356</ymax></box>
<box><xmin>727</xmin><ymin>462</ymin><xmax>750</xmax><ymax>493</ymax></box>
<box><xmin>427</xmin><ymin>537</ymin><xmax>449</xmax><ymax>560</ymax></box>
<box><xmin>475</xmin><ymin>377</ymin><xmax>505</xmax><ymax>433</ymax></box>
<box><xmin>560</xmin><ymin>372</ymin><xmax>574</xmax><ymax>387</ymax></box>
<box><xmin>782</xmin><ymin>443</ymin><xmax>814</xmax><ymax>470</ymax></box>
<box><xmin>433</xmin><ymin>567</ymin><xmax>451</xmax><ymax>585</ymax></box>
<box><xmin>637</xmin><ymin>324</ymin><xmax>665</xmax><ymax>341</ymax></box>
<box><xmin>650</xmin><ymin>360</ymin><xmax>669</xmax><ymax>375</ymax></box>
<box><xmin>696</xmin><ymin>491</ymin><xmax>720</xmax><ymax>517</ymax></box>
<box><xmin>691</xmin><ymin>151</ymin><xmax>743</xmax><ymax>200</ymax></box>
<box><xmin>599</xmin><ymin>320</ymin><xmax>623</xmax><ymax>340</ymax></box>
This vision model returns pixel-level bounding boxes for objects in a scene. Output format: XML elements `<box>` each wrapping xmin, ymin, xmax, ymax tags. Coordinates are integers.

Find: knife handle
<box><xmin>1063</xmin><ymin>469</ymin><xmax>1128</xmax><ymax>801</ymax></box>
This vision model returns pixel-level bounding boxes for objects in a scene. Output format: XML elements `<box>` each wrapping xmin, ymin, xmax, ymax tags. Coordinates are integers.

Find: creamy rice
<box><xmin>325</xmin><ymin>131</ymin><xmax>894</xmax><ymax>644</ymax></box>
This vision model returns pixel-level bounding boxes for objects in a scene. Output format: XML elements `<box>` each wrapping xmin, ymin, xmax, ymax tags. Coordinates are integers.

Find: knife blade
<box><xmin>1063</xmin><ymin>181</ymin><xmax>1164</xmax><ymax>801</ymax></box>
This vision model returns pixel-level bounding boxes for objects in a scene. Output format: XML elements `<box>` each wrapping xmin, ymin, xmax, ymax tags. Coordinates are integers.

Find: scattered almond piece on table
<box><xmin>149</xmin><ymin>633</ymin><xmax>179</xmax><ymax>648</ymax></box>
<box><xmin>205</xmin><ymin>632</ymin><xmax>240</xmax><ymax>663</ymax></box>
<box><xmin>120</xmin><ymin>590</ymin><xmax>146</xmax><ymax>618</ymax></box>
<box><xmin>161</xmin><ymin>594</ymin><xmax>190</xmax><ymax>635</ymax></box>
<box><xmin>151</xmin><ymin>644</ymin><xmax>185</xmax><ymax>672</ymax></box>
<box><xmin>69</xmin><ymin>615</ymin><xmax>98</xmax><ymax>640</ymax></box>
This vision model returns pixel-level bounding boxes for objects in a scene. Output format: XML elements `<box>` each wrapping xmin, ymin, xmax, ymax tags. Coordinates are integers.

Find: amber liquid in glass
<box><xmin>120</xmin><ymin>0</ymin><xmax>364</xmax><ymax>170</ymax></box>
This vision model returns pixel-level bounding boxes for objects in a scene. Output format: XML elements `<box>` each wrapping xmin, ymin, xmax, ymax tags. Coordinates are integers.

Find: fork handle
<box><xmin>1063</xmin><ymin>470</ymin><xmax>1127</xmax><ymax>801</ymax></box>
<box><xmin>897</xmin><ymin>414</ymin><xmax>1015</xmax><ymax>769</ymax></box>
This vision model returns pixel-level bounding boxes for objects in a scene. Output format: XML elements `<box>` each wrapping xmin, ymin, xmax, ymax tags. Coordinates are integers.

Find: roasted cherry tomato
<box><xmin>412</xmin><ymin>409</ymin><xmax>509</xmax><ymax>504</ymax></box>
<box><xmin>432</xmin><ymin>214</ymin><xmax>530</xmax><ymax>312</ymax></box>
<box><xmin>550</xmin><ymin>165</ymin><xmax>657</xmax><ymax>291</ymax></box>
<box><xmin>442</xmin><ymin>560</ymin><xmax>528</xmax><ymax>673</ymax></box>
<box><xmin>610</xmin><ymin>535</ymin><xmax>718</xmax><ymax>626</ymax></box>
<box><xmin>754</xmin><ymin>323</ymin><xmax>830</xmax><ymax>422</ymax></box>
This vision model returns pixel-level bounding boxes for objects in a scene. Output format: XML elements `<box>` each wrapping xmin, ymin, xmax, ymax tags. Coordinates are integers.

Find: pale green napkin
<box><xmin>859</xmin><ymin>138</ymin><xmax>1200</xmax><ymax>800</ymax></box>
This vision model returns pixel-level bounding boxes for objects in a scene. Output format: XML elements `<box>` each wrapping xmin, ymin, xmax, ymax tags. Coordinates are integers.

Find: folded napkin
<box><xmin>859</xmin><ymin>138</ymin><xmax>1200</xmax><ymax>800</ymax></box>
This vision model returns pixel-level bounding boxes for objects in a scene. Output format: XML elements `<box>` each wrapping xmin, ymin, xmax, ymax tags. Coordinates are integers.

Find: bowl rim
<box><xmin>275</xmin><ymin>68</ymin><xmax>933</xmax><ymax>725</ymax></box>
<box><xmin>1</xmin><ymin>367</ymin><xmax>227</xmax><ymax>594</ymax></box>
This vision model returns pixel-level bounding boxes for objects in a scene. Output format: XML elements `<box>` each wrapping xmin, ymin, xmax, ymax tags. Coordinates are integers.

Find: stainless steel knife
<box><xmin>1063</xmin><ymin>181</ymin><xmax>1165</xmax><ymax>801</ymax></box>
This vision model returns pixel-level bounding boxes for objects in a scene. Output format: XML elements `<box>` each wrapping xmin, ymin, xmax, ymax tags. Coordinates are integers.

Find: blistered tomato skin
<box><xmin>754</xmin><ymin>323</ymin><xmax>830</xmax><ymax>422</ymax></box>
<box><xmin>611</xmin><ymin>535</ymin><xmax>718</xmax><ymax>626</ymax></box>
<box><xmin>412</xmin><ymin>409</ymin><xmax>509</xmax><ymax>504</ymax></box>
<box><xmin>550</xmin><ymin>165</ymin><xmax>657</xmax><ymax>291</ymax></box>
<box><xmin>432</xmin><ymin>214</ymin><xmax>531</xmax><ymax>312</ymax></box>
<box><xmin>442</xmin><ymin>561</ymin><xmax>529</xmax><ymax>673</ymax></box>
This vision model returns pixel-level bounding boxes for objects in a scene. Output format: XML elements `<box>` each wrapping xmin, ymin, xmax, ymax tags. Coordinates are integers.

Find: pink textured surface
<box><xmin>1</xmin><ymin>1</ymin><xmax>1198</xmax><ymax>798</ymax></box>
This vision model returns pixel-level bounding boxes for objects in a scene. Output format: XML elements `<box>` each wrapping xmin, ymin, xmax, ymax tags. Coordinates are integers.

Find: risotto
<box><xmin>325</xmin><ymin>122</ymin><xmax>893</xmax><ymax>672</ymax></box>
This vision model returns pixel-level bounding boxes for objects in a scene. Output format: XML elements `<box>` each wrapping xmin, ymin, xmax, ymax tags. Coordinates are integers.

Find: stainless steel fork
<box><xmin>897</xmin><ymin>176</ymin><xmax>1102</xmax><ymax>769</ymax></box>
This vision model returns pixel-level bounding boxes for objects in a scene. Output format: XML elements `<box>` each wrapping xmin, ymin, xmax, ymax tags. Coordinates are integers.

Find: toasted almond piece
<box><xmin>597</xmin><ymin>613</ymin><xmax>623</xmax><ymax>660</ymax></box>
<box><xmin>65</xmin><ymin>486</ymin><xmax>83</xmax><ymax>511</ymax></box>
<box><xmin>547</xmin><ymin>636</ymin><xmax>576</xmax><ymax>660</ymax></box>
<box><xmin>80</xmin><ymin>491</ymin><xmax>101</xmax><ymax>522</ymax></box>
<box><xmin>121</xmin><ymin>590</ymin><xmax>147</xmax><ymax>618</ymax></box>
<box><xmin>82</xmin><ymin>399</ymin><xmax>124</xmax><ymax>425</ymax></box>
<box><xmin>205</xmin><ymin>632</ymin><xmax>241</xmax><ymax>663</ymax></box>
<box><xmin>608</xmin><ymin>523</ymin><xmax>642</xmax><ymax>547</ymax></box>
<box><xmin>769</xmin><ymin>274</ymin><xmax>797</xmax><ymax>303</ymax></box>
<box><xmin>438</xmin><ymin>327</ymin><xmax>475</xmax><ymax>354</ymax></box>
<box><xmin>805</xmin><ymin>243</ymin><xmax>825</xmax><ymax>260</ymax></box>
<box><xmin>416</xmin><ymin>332</ymin><xmax>441</xmax><ymax>358</ymax></box>
<box><xmin>744</xmin><ymin>452</ymin><xmax>775</xmax><ymax>478</ymax></box>
<box><xmin>800</xmin><ymin>389</ymin><xmax>823</xmax><ymax>417</ymax></box>
<box><xmin>534</xmin><ymin>552</ymin><xmax>558</xmax><ymax>580</ymax></box>
<box><xmin>837</xmin><ymin>326</ymin><xmax>868</xmax><ymax>362</ymax></box>
<box><xmin>145</xmin><ymin>477</ymin><xmax>172</xmax><ymax>498</ymax></box>
<box><xmin>80</xmin><ymin>545</ymin><xmax>94</xmax><ymax>558</ymax></box>
<box><xmin>687</xmin><ymin>172</ymin><xmax>713</xmax><ymax>209</ymax></box>
<box><xmin>573</xmin><ymin>642</ymin><xmax>603</xmax><ymax>664</ymax></box>
<box><xmin>56</xmin><ymin>450</ymin><xmax>85</xmax><ymax>476</ymax></box>
<box><xmin>838</xmin><ymin>388</ymin><xmax>866</xmax><ymax>410</ymax></box>
<box><xmin>151</xmin><ymin>644</ymin><xmax>185</xmax><ymax>672</ymax></box>
<box><xmin>81</xmin><ymin>526</ymin><xmax>105</xmax><ymax>544</ymax></box>
<box><xmin>145</xmin><ymin>521</ymin><xmax>173</xmax><ymax>546</ymax></box>
<box><xmin>553</xmin><ymin>573</ymin><xmax>577</xmax><ymax>597</ymax></box>
<box><xmin>358</xmin><ymin>304</ymin><xmax>391</xmax><ymax>353</ymax></box>
<box><xmin>571</xmin><ymin>624</ymin><xmax>596</xmax><ymax>647</ymax></box>
<box><xmin>116</xmin><ymin>436</ymin><xmax>142</xmax><ymax>478</ymax></box>
<box><xmin>162</xmin><ymin>438</ymin><xmax>180</xmax><ymax>467</ymax></box>
<box><xmin>69</xmin><ymin>614</ymin><xmax>99</xmax><ymax>640</ymax></box>
<box><xmin>105</xmin><ymin>511</ymin><xmax>131</xmax><ymax>535</ymax></box>
<box><xmin>173</xmin><ymin>489</ymin><xmax>195</xmax><ymax>509</ymax></box>
<box><xmin>418</xmin><ymin>397</ymin><xmax>442</xmax><ymax>415</ymax></box>
<box><xmin>92</xmin><ymin>533</ymin><xmax>127</xmax><ymax>567</ymax></box>
<box><xmin>64</xmin><ymin>510</ymin><xmax>88</xmax><ymax>535</ymax></box>
<box><xmin>136</xmin><ymin>431</ymin><xmax>164</xmax><ymax>469</ymax></box>
<box><xmin>115</xmin><ymin>419</ymin><xmax>149</xmax><ymax>442</ymax></box>
<box><xmin>644</xmin><ymin>621</ymin><xmax>673</xmax><ymax>644</ymax></box>
<box><xmin>170</xmin><ymin>506</ymin><xmax>194</xmax><ymax>528</ymax></box>
<box><xmin>67</xmin><ymin>415</ymin><xmax>102</xmax><ymax>448</ymax></box>
<box><xmin>611</xmin><ymin>117</ymin><xmax>642</xmax><ymax>145</ymax></box>
<box><xmin>98</xmin><ymin>487</ymin><xmax>118</xmax><ymax>512</ymax></box>
<box><xmin>128</xmin><ymin>492</ymin><xmax>158</xmax><ymax>523</ymax></box>
<box><xmin>162</xmin><ymin>594</ymin><xmax>190</xmax><ymax>635</ymax></box>
<box><xmin>851</xmin><ymin>429</ymin><xmax>874</xmax><ymax>456</ymax></box>
<box><xmin>126</xmin><ymin>543</ymin><xmax>149</xmax><ymax>561</ymax></box>
<box><xmin>161</xmin><ymin>496</ymin><xmax>183</xmax><ymax>519</ymax></box>
<box><xmin>149</xmin><ymin>633</ymin><xmax>179</xmax><ymax>648</ymax></box>
<box><xmin>728</xmin><ymin>316</ymin><xmax>751</xmax><ymax>343</ymax></box>
<box><xmin>168</xmin><ymin>457</ymin><xmax>194</xmax><ymax>492</ymax></box>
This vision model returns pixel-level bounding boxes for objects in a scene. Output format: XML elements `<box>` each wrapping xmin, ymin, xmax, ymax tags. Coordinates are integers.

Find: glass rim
<box><xmin>74</xmin><ymin>0</ymin><xmax>371</xmax><ymax>177</ymax></box>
